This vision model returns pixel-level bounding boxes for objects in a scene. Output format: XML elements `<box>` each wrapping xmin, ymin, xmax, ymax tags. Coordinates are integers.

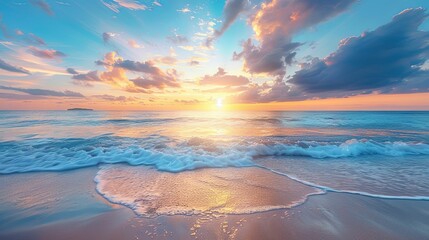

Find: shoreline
<box><xmin>1</xmin><ymin>166</ymin><xmax>429</xmax><ymax>239</ymax></box>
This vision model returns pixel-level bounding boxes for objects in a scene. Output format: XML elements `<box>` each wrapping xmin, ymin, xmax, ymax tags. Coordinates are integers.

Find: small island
<box><xmin>67</xmin><ymin>108</ymin><xmax>93</xmax><ymax>111</ymax></box>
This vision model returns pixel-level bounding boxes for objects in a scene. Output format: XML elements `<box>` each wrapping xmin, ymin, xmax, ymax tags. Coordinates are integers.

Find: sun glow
<box><xmin>216</xmin><ymin>98</ymin><xmax>223</xmax><ymax>108</ymax></box>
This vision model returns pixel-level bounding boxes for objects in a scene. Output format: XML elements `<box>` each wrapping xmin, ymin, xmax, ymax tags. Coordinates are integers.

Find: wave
<box><xmin>1</xmin><ymin>135</ymin><xmax>429</xmax><ymax>174</ymax></box>
<box><xmin>261</xmin><ymin>166</ymin><xmax>429</xmax><ymax>201</ymax></box>
<box><xmin>250</xmin><ymin>139</ymin><xmax>429</xmax><ymax>158</ymax></box>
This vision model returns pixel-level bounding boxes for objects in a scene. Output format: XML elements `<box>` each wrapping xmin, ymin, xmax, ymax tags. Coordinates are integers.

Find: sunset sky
<box><xmin>1</xmin><ymin>0</ymin><xmax>429</xmax><ymax>110</ymax></box>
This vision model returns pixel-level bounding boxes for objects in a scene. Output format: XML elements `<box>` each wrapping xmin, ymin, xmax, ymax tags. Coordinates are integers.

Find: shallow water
<box><xmin>1</xmin><ymin>111</ymin><xmax>429</xmax><ymax>209</ymax></box>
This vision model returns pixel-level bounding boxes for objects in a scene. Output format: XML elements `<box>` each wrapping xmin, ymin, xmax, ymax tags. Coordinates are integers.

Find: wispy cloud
<box><xmin>28</xmin><ymin>46</ymin><xmax>66</xmax><ymax>59</ymax></box>
<box><xmin>0</xmin><ymin>58</ymin><xmax>31</xmax><ymax>74</ymax></box>
<box><xmin>25</xmin><ymin>33</ymin><xmax>46</xmax><ymax>45</ymax></box>
<box><xmin>101</xmin><ymin>0</ymin><xmax>148</xmax><ymax>12</ymax></box>
<box><xmin>0</xmin><ymin>85</ymin><xmax>84</xmax><ymax>98</ymax></box>
<box><xmin>30</xmin><ymin>0</ymin><xmax>54</xmax><ymax>15</ymax></box>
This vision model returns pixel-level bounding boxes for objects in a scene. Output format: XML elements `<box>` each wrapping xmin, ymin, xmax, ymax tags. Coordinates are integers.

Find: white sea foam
<box><xmin>94</xmin><ymin>165</ymin><xmax>323</xmax><ymax>217</ymax></box>
<box><xmin>1</xmin><ymin>136</ymin><xmax>429</xmax><ymax>174</ymax></box>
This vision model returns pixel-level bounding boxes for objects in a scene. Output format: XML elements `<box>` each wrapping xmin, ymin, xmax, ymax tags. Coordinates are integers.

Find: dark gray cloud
<box><xmin>0</xmin><ymin>58</ymin><xmax>31</xmax><ymax>74</ymax></box>
<box><xmin>0</xmin><ymin>85</ymin><xmax>84</xmax><ymax>98</ymax></box>
<box><xmin>30</xmin><ymin>0</ymin><xmax>54</xmax><ymax>15</ymax></box>
<box><xmin>233</xmin><ymin>8</ymin><xmax>429</xmax><ymax>103</ymax></box>
<box><xmin>233</xmin><ymin>0</ymin><xmax>356</xmax><ymax>78</ymax></box>
<box><xmin>200</xmin><ymin>67</ymin><xmax>249</xmax><ymax>86</ymax></box>
<box><xmin>289</xmin><ymin>8</ymin><xmax>429</xmax><ymax>93</ymax></box>
<box><xmin>28</xmin><ymin>46</ymin><xmax>66</xmax><ymax>59</ymax></box>
<box><xmin>206</xmin><ymin>0</ymin><xmax>250</xmax><ymax>46</ymax></box>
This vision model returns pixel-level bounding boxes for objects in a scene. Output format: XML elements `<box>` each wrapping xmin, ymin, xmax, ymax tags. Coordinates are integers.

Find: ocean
<box><xmin>1</xmin><ymin>111</ymin><xmax>429</xmax><ymax>217</ymax></box>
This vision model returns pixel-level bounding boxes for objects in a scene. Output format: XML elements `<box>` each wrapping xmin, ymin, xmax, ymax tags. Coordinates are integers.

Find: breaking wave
<box><xmin>1</xmin><ymin>135</ymin><xmax>428</xmax><ymax>174</ymax></box>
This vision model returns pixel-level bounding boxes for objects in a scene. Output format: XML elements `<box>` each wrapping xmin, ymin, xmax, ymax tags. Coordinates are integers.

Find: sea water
<box><xmin>1</xmin><ymin>111</ymin><xmax>429</xmax><ymax>215</ymax></box>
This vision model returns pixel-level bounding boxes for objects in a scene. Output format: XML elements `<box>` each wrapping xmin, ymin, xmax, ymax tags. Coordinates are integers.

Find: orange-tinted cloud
<box><xmin>200</xmin><ymin>67</ymin><xmax>249</xmax><ymax>86</ymax></box>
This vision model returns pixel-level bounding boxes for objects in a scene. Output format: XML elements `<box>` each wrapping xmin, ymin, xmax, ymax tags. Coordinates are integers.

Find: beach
<box><xmin>1</xmin><ymin>111</ymin><xmax>429</xmax><ymax>239</ymax></box>
<box><xmin>2</xmin><ymin>1</ymin><xmax>429</xmax><ymax>238</ymax></box>
<box><xmin>1</xmin><ymin>165</ymin><xmax>429</xmax><ymax>240</ymax></box>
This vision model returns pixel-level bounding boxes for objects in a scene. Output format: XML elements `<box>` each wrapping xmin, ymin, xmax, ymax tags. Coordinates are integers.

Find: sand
<box><xmin>1</xmin><ymin>166</ymin><xmax>429</xmax><ymax>240</ymax></box>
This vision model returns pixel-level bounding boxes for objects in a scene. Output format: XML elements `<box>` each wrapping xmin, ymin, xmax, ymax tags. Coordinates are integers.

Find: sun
<box><xmin>216</xmin><ymin>98</ymin><xmax>223</xmax><ymax>108</ymax></box>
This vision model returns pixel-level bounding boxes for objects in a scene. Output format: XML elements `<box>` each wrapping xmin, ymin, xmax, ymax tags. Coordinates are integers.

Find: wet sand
<box><xmin>1</xmin><ymin>166</ymin><xmax>429</xmax><ymax>240</ymax></box>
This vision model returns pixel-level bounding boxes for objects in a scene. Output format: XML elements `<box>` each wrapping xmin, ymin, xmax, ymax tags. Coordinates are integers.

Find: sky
<box><xmin>0</xmin><ymin>0</ymin><xmax>429</xmax><ymax>110</ymax></box>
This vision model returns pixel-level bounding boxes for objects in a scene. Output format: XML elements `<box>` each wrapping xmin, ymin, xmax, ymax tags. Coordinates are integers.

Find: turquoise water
<box><xmin>1</xmin><ymin>111</ymin><xmax>429</xmax><ymax>198</ymax></box>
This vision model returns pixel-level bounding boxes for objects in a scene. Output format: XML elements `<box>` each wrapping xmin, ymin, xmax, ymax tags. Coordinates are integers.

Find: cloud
<box><xmin>206</xmin><ymin>0</ymin><xmax>250</xmax><ymax>46</ymax></box>
<box><xmin>0</xmin><ymin>92</ymin><xmax>44</xmax><ymax>100</ymax></box>
<box><xmin>0</xmin><ymin>58</ymin><xmax>31</xmax><ymax>74</ymax></box>
<box><xmin>289</xmin><ymin>8</ymin><xmax>429</xmax><ymax>93</ymax></box>
<box><xmin>102</xmin><ymin>32</ymin><xmax>116</xmax><ymax>43</ymax></box>
<box><xmin>101</xmin><ymin>0</ymin><xmax>147</xmax><ymax>12</ymax></box>
<box><xmin>167</xmin><ymin>34</ymin><xmax>188</xmax><ymax>44</ymax></box>
<box><xmin>25</xmin><ymin>33</ymin><xmax>46</xmax><ymax>45</ymax></box>
<box><xmin>128</xmin><ymin>39</ymin><xmax>142</xmax><ymax>48</ymax></box>
<box><xmin>131</xmin><ymin>74</ymin><xmax>180</xmax><ymax>90</ymax></box>
<box><xmin>72</xmin><ymin>71</ymin><xmax>101</xmax><ymax>86</ymax></box>
<box><xmin>233</xmin><ymin>0</ymin><xmax>355</xmax><ymax>78</ymax></box>
<box><xmin>177</xmin><ymin>7</ymin><xmax>191</xmax><ymax>13</ymax></box>
<box><xmin>200</xmin><ymin>67</ymin><xmax>249</xmax><ymax>86</ymax></box>
<box><xmin>92</xmin><ymin>94</ymin><xmax>137</xmax><ymax>102</ymax></box>
<box><xmin>233</xmin><ymin>8</ymin><xmax>429</xmax><ymax>103</ymax></box>
<box><xmin>178</xmin><ymin>45</ymin><xmax>194</xmax><ymax>51</ymax></box>
<box><xmin>231</xmin><ymin>79</ymin><xmax>296</xmax><ymax>103</ymax></box>
<box><xmin>0</xmin><ymin>85</ymin><xmax>84</xmax><ymax>98</ymax></box>
<box><xmin>66</xmin><ymin>68</ymin><xmax>79</xmax><ymax>74</ymax></box>
<box><xmin>153</xmin><ymin>56</ymin><xmax>177</xmax><ymax>65</ymax></box>
<box><xmin>101</xmin><ymin>0</ymin><xmax>119</xmax><ymax>13</ymax></box>
<box><xmin>202</xmin><ymin>85</ymin><xmax>249</xmax><ymax>93</ymax></box>
<box><xmin>30</xmin><ymin>0</ymin><xmax>54</xmax><ymax>15</ymax></box>
<box><xmin>94</xmin><ymin>52</ymin><xmax>181</xmax><ymax>92</ymax></box>
<box><xmin>114</xmin><ymin>0</ymin><xmax>147</xmax><ymax>10</ymax></box>
<box><xmin>189</xmin><ymin>60</ymin><xmax>199</xmax><ymax>66</ymax></box>
<box><xmin>114</xmin><ymin>59</ymin><xmax>160</xmax><ymax>73</ymax></box>
<box><xmin>153</xmin><ymin>1</ymin><xmax>162</xmax><ymax>7</ymax></box>
<box><xmin>175</xmin><ymin>99</ymin><xmax>202</xmax><ymax>104</ymax></box>
<box><xmin>28</xmin><ymin>46</ymin><xmax>66</xmax><ymax>59</ymax></box>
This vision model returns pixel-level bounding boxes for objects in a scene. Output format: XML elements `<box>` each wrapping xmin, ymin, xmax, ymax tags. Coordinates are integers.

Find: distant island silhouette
<box><xmin>67</xmin><ymin>108</ymin><xmax>93</xmax><ymax>111</ymax></box>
